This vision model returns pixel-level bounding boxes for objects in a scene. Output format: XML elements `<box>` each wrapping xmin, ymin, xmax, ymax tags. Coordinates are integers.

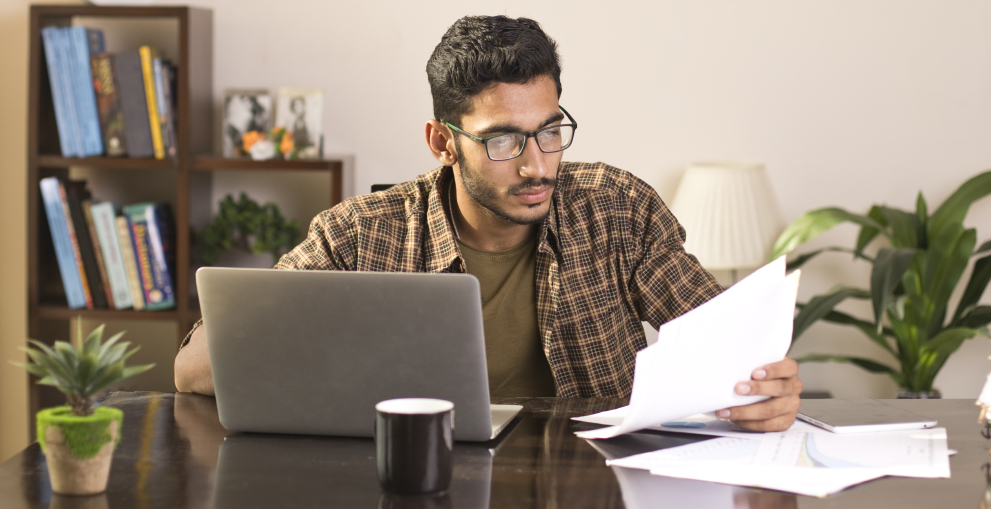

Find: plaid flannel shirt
<box><xmin>184</xmin><ymin>162</ymin><xmax>721</xmax><ymax>398</ymax></box>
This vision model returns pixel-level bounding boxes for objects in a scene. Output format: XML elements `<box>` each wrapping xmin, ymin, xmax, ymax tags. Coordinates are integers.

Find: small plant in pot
<box><xmin>13</xmin><ymin>323</ymin><xmax>154</xmax><ymax>495</ymax></box>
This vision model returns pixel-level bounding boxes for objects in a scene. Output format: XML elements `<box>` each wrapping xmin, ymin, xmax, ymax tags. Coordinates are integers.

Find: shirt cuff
<box><xmin>179</xmin><ymin>318</ymin><xmax>203</xmax><ymax>351</ymax></box>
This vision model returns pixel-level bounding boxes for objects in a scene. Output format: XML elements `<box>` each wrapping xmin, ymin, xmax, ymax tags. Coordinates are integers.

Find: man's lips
<box><xmin>514</xmin><ymin>187</ymin><xmax>551</xmax><ymax>204</ymax></box>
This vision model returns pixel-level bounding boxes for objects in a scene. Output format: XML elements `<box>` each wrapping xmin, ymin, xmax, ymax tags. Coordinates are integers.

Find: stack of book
<box><xmin>41</xmin><ymin>25</ymin><xmax>178</xmax><ymax>159</ymax></box>
<box><xmin>40</xmin><ymin>177</ymin><xmax>176</xmax><ymax>311</ymax></box>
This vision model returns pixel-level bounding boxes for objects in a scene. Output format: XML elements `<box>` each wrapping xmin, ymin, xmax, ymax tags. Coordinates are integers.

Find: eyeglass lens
<box><xmin>486</xmin><ymin>125</ymin><xmax>575</xmax><ymax>161</ymax></box>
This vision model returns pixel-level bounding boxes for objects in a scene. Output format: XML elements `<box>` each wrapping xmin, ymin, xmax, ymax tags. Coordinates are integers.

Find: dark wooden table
<box><xmin>0</xmin><ymin>393</ymin><xmax>988</xmax><ymax>508</ymax></box>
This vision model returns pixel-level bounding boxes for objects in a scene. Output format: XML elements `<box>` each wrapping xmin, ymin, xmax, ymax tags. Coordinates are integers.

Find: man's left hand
<box><xmin>715</xmin><ymin>357</ymin><xmax>802</xmax><ymax>432</ymax></box>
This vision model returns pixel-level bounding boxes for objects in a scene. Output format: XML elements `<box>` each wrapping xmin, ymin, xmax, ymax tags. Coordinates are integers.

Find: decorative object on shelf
<box><xmin>12</xmin><ymin>322</ymin><xmax>154</xmax><ymax>495</ymax></box>
<box><xmin>670</xmin><ymin>162</ymin><xmax>784</xmax><ymax>284</ymax></box>
<box><xmin>223</xmin><ymin>89</ymin><xmax>271</xmax><ymax>158</ymax></box>
<box><xmin>197</xmin><ymin>193</ymin><xmax>302</xmax><ymax>266</ymax></box>
<box><xmin>275</xmin><ymin>87</ymin><xmax>323</xmax><ymax>159</ymax></box>
<box><xmin>243</xmin><ymin>126</ymin><xmax>310</xmax><ymax>161</ymax></box>
<box><xmin>771</xmin><ymin>170</ymin><xmax>991</xmax><ymax>396</ymax></box>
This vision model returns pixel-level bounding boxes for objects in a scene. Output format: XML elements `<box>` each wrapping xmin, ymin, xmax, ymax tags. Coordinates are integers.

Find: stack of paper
<box><xmin>576</xmin><ymin>257</ymin><xmax>800</xmax><ymax>440</ymax></box>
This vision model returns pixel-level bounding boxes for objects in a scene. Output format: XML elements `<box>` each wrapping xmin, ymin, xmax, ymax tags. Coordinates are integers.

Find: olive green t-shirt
<box><xmin>458</xmin><ymin>234</ymin><xmax>556</xmax><ymax>398</ymax></box>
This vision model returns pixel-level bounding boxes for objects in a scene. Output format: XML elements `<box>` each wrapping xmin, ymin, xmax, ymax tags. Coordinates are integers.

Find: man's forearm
<box><xmin>174</xmin><ymin>325</ymin><xmax>215</xmax><ymax>396</ymax></box>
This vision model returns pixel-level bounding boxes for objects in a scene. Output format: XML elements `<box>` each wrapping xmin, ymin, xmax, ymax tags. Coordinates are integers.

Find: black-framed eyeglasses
<box><xmin>443</xmin><ymin>106</ymin><xmax>578</xmax><ymax>162</ymax></box>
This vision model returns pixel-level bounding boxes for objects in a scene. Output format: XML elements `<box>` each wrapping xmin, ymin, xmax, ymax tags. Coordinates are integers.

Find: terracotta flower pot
<box><xmin>37</xmin><ymin>406</ymin><xmax>123</xmax><ymax>495</ymax></box>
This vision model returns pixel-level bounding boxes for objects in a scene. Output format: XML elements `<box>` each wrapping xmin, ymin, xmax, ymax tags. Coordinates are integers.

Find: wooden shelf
<box><xmin>37</xmin><ymin>306</ymin><xmax>181</xmax><ymax>322</ymax></box>
<box><xmin>193</xmin><ymin>157</ymin><xmax>342</xmax><ymax>171</ymax></box>
<box><xmin>36</xmin><ymin>155</ymin><xmax>178</xmax><ymax>169</ymax></box>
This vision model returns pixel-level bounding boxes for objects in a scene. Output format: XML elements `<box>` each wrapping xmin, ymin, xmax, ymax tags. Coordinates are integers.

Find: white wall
<box><xmin>5</xmin><ymin>1</ymin><xmax>991</xmax><ymax>459</ymax></box>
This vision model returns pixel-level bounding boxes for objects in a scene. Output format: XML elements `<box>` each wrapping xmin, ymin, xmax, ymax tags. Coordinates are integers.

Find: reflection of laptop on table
<box><xmin>197</xmin><ymin>267</ymin><xmax>522</xmax><ymax>442</ymax></box>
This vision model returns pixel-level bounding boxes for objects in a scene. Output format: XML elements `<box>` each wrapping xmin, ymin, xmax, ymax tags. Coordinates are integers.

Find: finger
<box><xmin>717</xmin><ymin>394</ymin><xmax>800</xmax><ymax>423</ymax></box>
<box><xmin>753</xmin><ymin>357</ymin><xmax>798</xmax><ymax>381</ymax></box>
<box><xmin>736</xmin><ymin>376</ymin><xmax>803</xmax><ymax>398</ymax></box>
<box><xmin>732</xmin><ymin>413</ymin><xmax>798</xmax><ymax>432</ymax></box>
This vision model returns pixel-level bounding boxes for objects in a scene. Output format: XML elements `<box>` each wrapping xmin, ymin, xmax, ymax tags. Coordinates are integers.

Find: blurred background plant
<box><xmin>197</xmin><ymin>192</ymin><xmax>302</xmax><ymax>266</ymax></box>
<box><xmin>772</xmin><ymin>170</ymin><xmax>991</xmax><ymax>396</ymax></box>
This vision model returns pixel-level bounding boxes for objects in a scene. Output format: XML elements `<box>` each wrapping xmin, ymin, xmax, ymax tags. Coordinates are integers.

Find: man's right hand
<box><xmin>174</xmin><ymin>324</ymin><xmax>215</xmax><ymax>396</ymax></box>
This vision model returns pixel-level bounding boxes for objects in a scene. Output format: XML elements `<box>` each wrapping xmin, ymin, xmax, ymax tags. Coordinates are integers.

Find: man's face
<box><xmin>453</xmin><ymin>75</ymin><xmax>564</xmax><ymax>226</ymax></box>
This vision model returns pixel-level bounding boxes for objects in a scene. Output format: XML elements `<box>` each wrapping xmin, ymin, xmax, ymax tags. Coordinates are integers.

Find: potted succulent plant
<box><xmin>13</xmin><ymin>323</ymin><xmax>154</xmax><ymax>495</ymax></box>
<box><xmin>771</xmin><ymin>170</ymin><xmax>991</xmax><ymax>397</ymax></box>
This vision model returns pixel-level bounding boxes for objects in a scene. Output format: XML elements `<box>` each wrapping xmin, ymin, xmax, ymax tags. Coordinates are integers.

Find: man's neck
<box><xmin>449</xmin><ymin>181</ymin><xmax>538</xmax><ymax>252</ymax></box>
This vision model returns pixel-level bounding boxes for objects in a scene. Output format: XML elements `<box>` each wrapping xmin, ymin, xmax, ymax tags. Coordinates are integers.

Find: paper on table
<box><xmin>574</xmin><ymin>409</ymin><xmax>823</xmax><ymax>439</ymax></box>
<box><xmin>576</xmin><ymin>257</ymin><xmax>800</xmax><ymax>439</ymax></box>
<box><xmin>604</xmin><ymin>427</ymin><xmax>950</xmax><ymax>497</ymax></box>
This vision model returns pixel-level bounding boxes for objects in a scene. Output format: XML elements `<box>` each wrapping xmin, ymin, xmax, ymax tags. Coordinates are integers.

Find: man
<box><xmin>175</xmin><ymin>15</ymin><xmax>801</xmax><ymax>432</ymax></box>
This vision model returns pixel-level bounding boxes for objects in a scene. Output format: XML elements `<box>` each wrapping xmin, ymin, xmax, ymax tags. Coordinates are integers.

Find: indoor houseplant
<box><xmin>771</xmin><ymin>170</ymin><xmax>991</xmax><ymax>397</ymax></box>
<box><xmin>197</xmin><ymin>192</ymin><xmax>302</xmax><ymax>266</ymax></box>
<box><xmin>13</xmin><ymin>323</ymin><xmax>154</xmax><ymax>494</ymax></box>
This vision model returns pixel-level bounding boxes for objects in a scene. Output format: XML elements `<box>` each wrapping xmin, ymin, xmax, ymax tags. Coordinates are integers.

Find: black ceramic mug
<box><xmin>375</xmin><ymin>398</ymin><xmax>454</xmax><ymax>495</ymax></box>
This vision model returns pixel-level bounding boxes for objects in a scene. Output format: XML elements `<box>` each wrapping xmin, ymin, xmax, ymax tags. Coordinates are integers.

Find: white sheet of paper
<box><xmin>575</xmin><ymin>410</ymin><xmax>822</xmax><ymax>438</ymax></box>
<box><xmin>576</xmin><ymin>257</ymin><xmax>800</xmax><ymax>439</ymax></box>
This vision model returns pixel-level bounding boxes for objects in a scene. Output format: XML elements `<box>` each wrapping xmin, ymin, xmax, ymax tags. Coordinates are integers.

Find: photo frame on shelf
<box><xmin>223</xmin><ymin>89</ymin><xmax>271</xmax><ymax>158</ymax></box>
<box><xmin>275</xmin><ymin>87</ymin><xmax>322</xmax><ymax>159</ymax></box>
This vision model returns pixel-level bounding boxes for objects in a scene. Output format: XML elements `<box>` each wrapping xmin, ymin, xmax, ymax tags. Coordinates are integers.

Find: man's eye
<box><xmin>489</xmin><ymin>135</ymin><xmax>516</xmax><ymax>149</ymax></box>
<box><xmin>537</xmin><ymin>127</ymin><xmax>561</xmax><ymax>142</ymax></box>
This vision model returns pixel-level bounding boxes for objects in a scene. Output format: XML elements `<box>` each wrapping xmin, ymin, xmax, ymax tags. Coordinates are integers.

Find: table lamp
<box><xmin>669</xmin><ymin>162</ymin><xmax>785</xmax><ymax>283</ymax></box>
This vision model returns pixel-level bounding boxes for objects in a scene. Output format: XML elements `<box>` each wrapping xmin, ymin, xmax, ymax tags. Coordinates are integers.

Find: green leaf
<box><xmin>951</xmin><ymin>254</ymin><xmax>991</xmax><ymax>326</ymax></box>
<box><xmin>82</xmin><ymin>324</ymin><xmax>105</xmax><ymax>357</ymax></box>
<box><xmin>785</xmin><ymin>247</ymin><xmax>872</xmax><ymax>271</ymax></box>
<box><xmin>878</xmin><ymin>206</ymin><xmax>919</xmax><ymax>248</ymax></box>
<box><xmin>928</xmin><ymin>170</ymin><xmax>991</xmax><ymax>241</ymax></box>
<box><xmin>957</xmin><ymin>306</ymin><xmax>991</xmax><ymax>329</ymax></box>
<box><xmin>977</xmin><ymin>240</ymin><xmax>991</xmax><ymax>256</ymax></box>
<box><xmin>771</xmin><ymin>208</ymin><xmax>887</xmax><ymax>260</ymax></box>
<box><xmin>817</xmin><ymin>310</ymin><xmax>895</xmax><ymax>355</ymax></box>
<box><xmin>920</xmin><ymin>224</ymin><xmax>976</xmax><ymax>334</ymax></box>
<box><xmin>855</xmin><ymin>206</ymin><xmax>887</xmax><ymax>253</ymax></box>
<box><xmin>797</xmin><ymin>354</ymin><xmax>899</xmax><ymax>375</ymax></box>
<box><xmin>915</xmin><ymin>192</ymin><xmax>928</xmax><ymax>249</ymax></box>
<box><xmin>870</xmin><ymin>248</ymin><xmax>917</xmax><ymax>332</ymax></box>
<box><xmin>792</xmin><ymin>287</ymin><xmax>870</xmax><ymax>341</ymax></box>
<box><xmin>916</xmin><ymin>327</ymin><xmax>983</xmax><ymax>390</ymax></box>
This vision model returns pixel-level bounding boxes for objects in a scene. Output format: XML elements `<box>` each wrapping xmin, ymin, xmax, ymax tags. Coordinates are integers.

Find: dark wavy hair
<box><xmin>426</xmin><ymin>15</ymin><xmax>562</xmax><ymax>125</ymax></box>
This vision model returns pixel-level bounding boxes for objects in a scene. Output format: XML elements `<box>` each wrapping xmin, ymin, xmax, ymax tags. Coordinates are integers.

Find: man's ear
<box><xmin>425</xmin><ymin>120</ymin><xmax>458</xmax><ymax>166</ymax></box>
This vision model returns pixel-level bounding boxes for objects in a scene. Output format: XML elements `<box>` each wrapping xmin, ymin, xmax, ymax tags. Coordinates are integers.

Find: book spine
<box><xmin>90</xmin><ymin>53</ymin><xmax>127</xmax><ymax>157</ymax></box>
<box><xmin>152</xmin><ymin>59</ymin><xmax>176</xmax><ymax>158</ymax></box>
<box><xmin>125</xmin><ymin>203</ymin><xmax>175</xmax><ymax>310</ymax></box>
<box><xmin>65</xmin><ymin>182</ymin><xmax>108</xmax><ymax>309</ymax></box>
<box><xmin>161</xmin><ymin>63</ymin><xmax>178</xmax><ymax>158</ymax></box>
<box><xmin>40</xmin><ymin>28</ymin><xmax>74</xmax><ymax>157</ymax></box>
<box><xmin>138</xmin><ymin>46</ymin><xmax>164</xmax><ymax>160</ymax></box>
<box><xmin>53</xmin><ymin>28</ymin><xmax>83</xmax><ymax>157</ymax></box>
<box><xmin>39</xmin><ymin>178</ymin><xmax>86</xmax><ymax>309</ymax></box>
<box><xmin>57</xmin><ymin>180</ymin><xmax>93</xmax><ymax>308</ymax></box>
<box><xmin>113</xmin><ymin>51</ymin><xmax>154</xmax><ymax>158</ymax></box>
<box><xmin>91</xmin><ymin>203</ymin><xmax>133</xmax><ymax>309</ymax></box>
<box><xmin>82</xmin><ymin>200</ymin><xmax>116</xmax><ymax>310</ymax></box>
<box><xmin>116</xmin><ymin>216</ymin><xmax>145</xmax><ymax>310</ymax></box>
<box><xmin>68</xmin><ymin>26</ymin><xmax>103</xmax><ymax>157</ymax></box>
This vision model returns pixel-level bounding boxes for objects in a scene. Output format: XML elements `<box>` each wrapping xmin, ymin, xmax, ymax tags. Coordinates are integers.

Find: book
<box><xmin>52</xmin><ymin>28</ymin><xmax>84</xmax><ymax>157</ymax></box>
<box><xmin>124</xmin><ymin>203</ymin><xmax>175</xmax><ymax>310</ymax></box>
<box><xmin>90</xmin><ymin>53</ymin><xmax>127</xmax><ymax>157</ymax></box>
<box><xmin>90</xmin><ymin>202</ymin><xmax>133</xmax><ymax>310</ymax></box>
<box><xmin>116</xmin><ymin>216</ymin><xmax>145</xmax><ymax>310</ymax></box>
<box><xmin>82</xmin><ymin>200</ymin><xmax>116</xmax><ymax>310</ymax></box>
<box><xmin>113</xmin><ymin>51</ymin><xmax>154</xmax><ymax>158</ymax></box>
<box><xmin>40</xmin><ymin>27</ymin><xmax>74</xmax><ymax>157</ymax></box>
<box><xmin>56</xmin><ymin>180</ymin><xmax>92</xmax><ymax>308</ymax></box>
<box><xmin>64</xmin><ymin>181</ymin><xmax>109</xmax><ymax>309</ymax></box>
<box><xmin>138</xmin><ymin>46</ymin><xmax>165</xmax><ymax>160</ymax></box>
<box><xmin>39</xmin><ymin>177</ymin><xmax>86</xmax><ymax>309</ymax></box>
<box><xmin>153</xmin><ymin>59</ymin><xmax>177</xmax><ymax>158</ymax></box>
<box><xmin>67</xmin><ymin>26</ymin><xmax>104</xmax><ymax>157</ymax></box>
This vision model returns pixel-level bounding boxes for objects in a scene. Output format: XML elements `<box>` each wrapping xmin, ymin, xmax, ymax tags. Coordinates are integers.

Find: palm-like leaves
<box><xmin>772</xmin><ymin>170</ymin><xmax>991</xmax><ymax>393</ymax></box>
<box><xmin>13</xmin><ymin>323</ymin><xmax>154</xmax><ymax>416</ymax></box>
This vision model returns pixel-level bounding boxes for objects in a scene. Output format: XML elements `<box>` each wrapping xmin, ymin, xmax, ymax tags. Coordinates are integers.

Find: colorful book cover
<box><xmin>116</xmin><ymin>215</ymin><xmax>145</xmax><ymax>310</ymax></box>
<box><xmin>56</xmin><ymin>180</ymin><xmax>92</xmax><ymax>308</ymax></box>
<box><xmin>82</xmin><ymin>200</ymin><xmax>116</xmax><ymax>310</ymax></box>
<box><xmin>124</xmin><ymin>203</ymin><xmax>175</xmax><ymax>310</ymax></box>
<box><xmin>90</xmin><ymin>53</ymin><xmax>127</xmax><ymax>157</ymax></box>
<box><xmin>39</xmin><ymin>177</ymin><xmax>86</xmax><ymax>309</ymax></box>
<box><xmin>40</xmin><ymin>28</ymin><xmax>74</xmax><ymax>157</ymax></box>
<box><xmin>152</xmin><ymin>58</ymin><xmax>176</xmax><ymax>158</ymax></box>
<box><xmin>90</xmin><ymin>202</ymin><xmax>133</xmax><ymax>310</ymax></box>
<box><xmin>138</xmin><ymin>46</ymin><xmax>165</xmax><ymax>160</ymax></box>
<box><xmin>113</xmin><ymin>51</ymin><xmax>154</xmax><ymax>158</ymax></box>
<box><xmin>52</xmin><ymin>28</ymin><xmax>84</xmax><ymax>157</ymax></box>
<box><xmin>67</xmin><ymin>26</ymin><xmax>104</xmax><ymax>157</ymax></box>
<box><xmin>65</xmin><ymin>182</ymin><xmax>108</xmax><ymax>309</ymax></box>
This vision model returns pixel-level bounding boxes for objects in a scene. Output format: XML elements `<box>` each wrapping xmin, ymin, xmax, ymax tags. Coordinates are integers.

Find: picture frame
<box><xmin>223</xmin><ymin>89</ymin><xmax>272</xmax><ymax>158</ymax></box>
<box><xmin>275</xmin><ymin>87</ymin><xmax>323</xmax><ymax>159</ymax></box>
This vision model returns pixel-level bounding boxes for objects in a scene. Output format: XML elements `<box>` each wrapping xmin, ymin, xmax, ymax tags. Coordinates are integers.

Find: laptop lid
<box><xmin>197</xmin><ymin>267</ymin><xmax>504</xmax><ymax>442</ymax></box>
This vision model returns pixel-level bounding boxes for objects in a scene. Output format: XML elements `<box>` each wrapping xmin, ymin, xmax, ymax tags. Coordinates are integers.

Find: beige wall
<box><xmin>3</xmin><ymin>0</ymin><xmax>991</xmax><ymax>461</ymax></box>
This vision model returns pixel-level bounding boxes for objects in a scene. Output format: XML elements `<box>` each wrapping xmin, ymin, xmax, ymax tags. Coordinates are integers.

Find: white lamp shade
<box><xmin>669</xmin><ymin>162</ymin><xmax>785</xmax><ymax>270</ymax></box>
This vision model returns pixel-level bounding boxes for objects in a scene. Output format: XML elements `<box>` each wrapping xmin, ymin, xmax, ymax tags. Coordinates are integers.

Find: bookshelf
<box><xmin>27</xmin><ymin>5</ymin><xmax>344</xmax><ymax>420</ymax></box>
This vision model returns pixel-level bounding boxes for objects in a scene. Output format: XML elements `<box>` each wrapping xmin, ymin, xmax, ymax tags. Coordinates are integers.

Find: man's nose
<box><xmin>517</xmin><ymin>136</ymin><xmax>549</xmax><ymax>179</ymax></box>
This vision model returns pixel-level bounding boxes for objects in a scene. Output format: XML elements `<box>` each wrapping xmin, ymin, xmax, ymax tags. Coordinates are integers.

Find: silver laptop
<box><xmin>197</xmin><ymin>267</ymin><xmax>522</xmax><ymax>442</ymax></box>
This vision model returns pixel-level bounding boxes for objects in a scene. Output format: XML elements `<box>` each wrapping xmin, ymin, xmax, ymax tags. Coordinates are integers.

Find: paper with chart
<box><xmin>604</xmin><ymin>427</ymin><xmax>950</xmax><ymax>497</ymax></box>
<box><xmin>575</xmin><ymin>409</ymin><xmax>823</xmax><ymax>439</ymax></box>
<box><xmin>575</xmin><ymin>257</ymin><xmax>800</xmax><ymax>439</ymax></box>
